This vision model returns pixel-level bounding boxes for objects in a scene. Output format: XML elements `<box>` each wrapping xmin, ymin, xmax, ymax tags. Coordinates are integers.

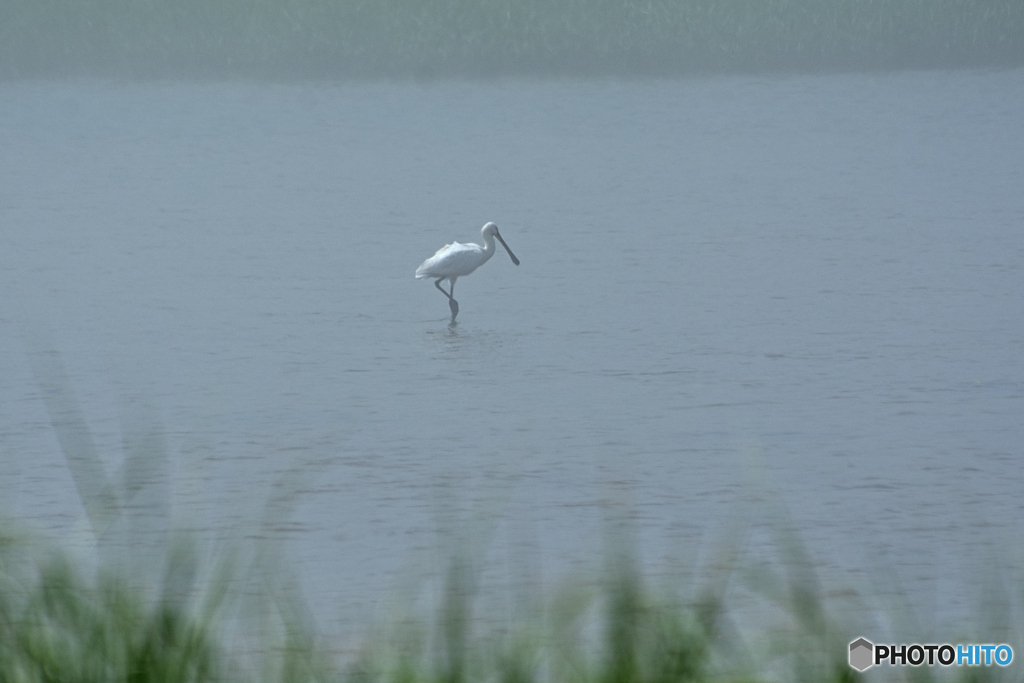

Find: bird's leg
<box><xmin>434</xmin><ymin>279</ymin><xmax>459</xmax><ymax>320</ymax></box>
<box><xmin>434</xmin><ymin>279</ymin><xmax>453</xmax><ymax>300</ymax></box>
<box><xmin>448</xmin><ymin>280</ymin><xmax>459</xmax><ymax>320</ymax></box>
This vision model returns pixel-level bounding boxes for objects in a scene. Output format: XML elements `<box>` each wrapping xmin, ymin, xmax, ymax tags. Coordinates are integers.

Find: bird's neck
<box><xmin>480</xmin><ymin>234</ymin><xmax>496</xmax><ymax>259</ymax></box>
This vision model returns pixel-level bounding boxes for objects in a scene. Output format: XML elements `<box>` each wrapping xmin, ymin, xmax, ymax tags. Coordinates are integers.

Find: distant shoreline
<box><xmin>2</xmin><ymin>0</ymin><xmax>1022</xmax><ymax>80</ymax></box>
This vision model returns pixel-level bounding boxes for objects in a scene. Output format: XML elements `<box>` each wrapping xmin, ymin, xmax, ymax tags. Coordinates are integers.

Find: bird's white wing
<box><xmin>432</xmin><ymin>242</ymin><xmax>458</xmax><ymax>257</ymax></box>
<box><xmin>417</xmin><ymin>242</ymin><xmax>458</xmax><ymax>278</ymax></box>
<box><xmin>415</xmin><ymin>242</ymin><xmax>485</xmax><ymax>279</ymax></box>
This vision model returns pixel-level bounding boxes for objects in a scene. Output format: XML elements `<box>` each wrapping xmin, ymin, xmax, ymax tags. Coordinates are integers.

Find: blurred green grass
<box><xmin>4</xmin><ymin>516</ymin><xmax>1019</xmax><ymax>683</ymax></box>
<box><xmin>0</xmin><ymin>0</ymin><xmax>1022</xmax><ymax>78</ymax></box>
<box><xmin>5</xmin><ymin>350</ymin><xmax>1021</xmax><ymax>682</ymax></box>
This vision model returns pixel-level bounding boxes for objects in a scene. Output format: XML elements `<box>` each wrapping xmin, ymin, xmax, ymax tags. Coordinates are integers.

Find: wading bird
<box><xmin>416</xmin><ymin>222</ymin><xmax>520</xmax><ymax>321</ymax></box>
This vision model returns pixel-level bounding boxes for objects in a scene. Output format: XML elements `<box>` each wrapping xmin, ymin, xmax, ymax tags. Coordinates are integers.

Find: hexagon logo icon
<box><xmin>849</xmin><ymin>637</ymin><xmax>874</xmax><ymax>671</ymax></box>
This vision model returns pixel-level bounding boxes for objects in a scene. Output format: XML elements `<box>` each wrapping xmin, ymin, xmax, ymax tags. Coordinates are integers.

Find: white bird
<box><xmin>416</xmin><ymin>222</ymin><xmax>520</xmax><ymax>321</ymax></box>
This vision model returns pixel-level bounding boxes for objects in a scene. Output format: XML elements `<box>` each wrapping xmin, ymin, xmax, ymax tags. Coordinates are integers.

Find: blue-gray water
<box><xmin>1</xmin><ymin>70</ymin><xmax>1022</xmax><ymax>645</ymax></box>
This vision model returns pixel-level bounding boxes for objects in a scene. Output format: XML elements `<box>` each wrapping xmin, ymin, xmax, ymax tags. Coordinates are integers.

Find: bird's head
<box><xmin>482</xmin><ymin>222</ymin><xmax>519</xmax><ymax>266</ymax></box>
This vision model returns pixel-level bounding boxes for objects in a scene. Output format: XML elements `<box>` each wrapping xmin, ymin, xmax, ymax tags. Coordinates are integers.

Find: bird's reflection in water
<box><xmin>425</xmin><ymin>324</ymin><xmax>507</xmax><ymax>363</ymax></box>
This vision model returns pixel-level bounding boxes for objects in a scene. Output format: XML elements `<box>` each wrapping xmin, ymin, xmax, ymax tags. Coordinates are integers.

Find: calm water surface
<box><xmin>1</xmin><ymin>70</ymin><xmax>1022</xmax><ymax>643</ymax></box>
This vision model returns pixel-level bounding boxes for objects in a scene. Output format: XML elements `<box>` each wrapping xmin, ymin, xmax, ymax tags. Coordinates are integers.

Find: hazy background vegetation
<box><xmin>1</xmin><ymin>0</ymin><xmax>1022</xmax><ymax>79</ymax></box>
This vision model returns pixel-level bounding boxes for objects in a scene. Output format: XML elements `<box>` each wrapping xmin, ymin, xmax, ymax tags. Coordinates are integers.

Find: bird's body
<box><xmin>416</xmin><ymin>240</ymin><xmax>494</xmax><ymax>281</ymax></box>
<box><xmin>416</xmin><ymin>222</ymin><xmax>520</xmax><ymax>321</ymax></box>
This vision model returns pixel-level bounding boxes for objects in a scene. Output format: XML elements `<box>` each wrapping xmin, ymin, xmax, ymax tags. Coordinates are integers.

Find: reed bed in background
<box><xmin>0</xmin><ymin>0</ymin><xmax>1022</xmax><ymax>79</ymax></box>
